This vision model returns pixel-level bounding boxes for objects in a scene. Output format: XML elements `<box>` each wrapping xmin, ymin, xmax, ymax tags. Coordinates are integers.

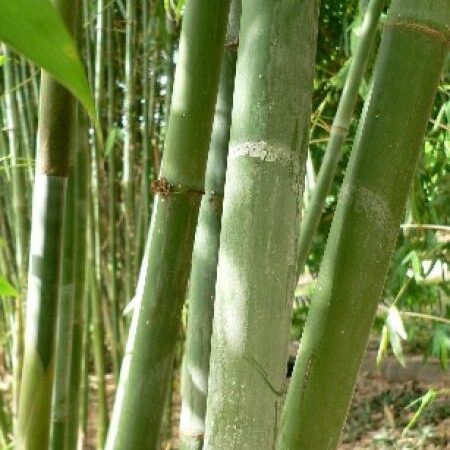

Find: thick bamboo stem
<box><xmin>179</xmin><ymin>3</ymin><xmax>240</xmax><ymax>449</ymax></box>
<box><xmin>16</xmin><ymin>0</ymin><xmax>79</xmax><ymax>446</ymax></box>
<box><xmin>105</xmin><ymin>0</ymin><xmax>231</xmax><ymax>447</ymax></box>
<box><xmin>122</xmin><ymin>0</ymin><xmax>137</xmax><ymax>304</ymax></box>
<box><xmin>2</xmin><ymin>45</ymin><xmax>26</xmax><ymax>431</ymax></box>
<box><xmin>204</xmin><ymin>1</ymin><xmax>319</xmax><ymax>448</ymax></box>
<box><xmin>296</xmin><ymin>0</ymin><xmax>385</xmax><ymax>276</ymax></box>
<box><xmin>49</xmin><ymin>152</ymin><xmax>76</xmax><ymax>450</ymax></box>
<box><xmin>278</xmin><ymin>2</ymin><xmax>450</xmax><ymax>448</ymax></box>
<box><xmin>65</xmin><ymin>111</ymin><xmax>89</xmax><ymax>450</ymax></box>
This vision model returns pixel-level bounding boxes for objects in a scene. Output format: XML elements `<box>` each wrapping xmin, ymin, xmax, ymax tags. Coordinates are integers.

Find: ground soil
<box><xmin>85</xmin><ymin>349</ymin><xmax>449</xmax><ymax>450</ymax></box>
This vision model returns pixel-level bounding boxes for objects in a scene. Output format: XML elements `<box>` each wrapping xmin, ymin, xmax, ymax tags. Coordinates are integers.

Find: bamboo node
<box><xmin>385</xmin><ymin>20</ymin><xmax>450</xmax><ymax>46</ymax></box>
<box><xmin>151</xmin><ymin>177</ymin><xmax>172</xmax><ymax>197</ymax></box>
<box><xmin>179</xmin><ymin>430</ymin><xmax>204</xmax><ymax>440</ymax></box>
<box><xmin>331</xmin><ymin>125</ymin><xmax>349</xmax><ymax>136</ymax></box>
<box><xmin>225</xmin><ymin>38</ymin><xmax>239</xmax><ymax>52</ymax></box>
<box><xmin>151</xmin><ymin>177</ymin><xmax>205</xmax><ymax>197</ymax></box>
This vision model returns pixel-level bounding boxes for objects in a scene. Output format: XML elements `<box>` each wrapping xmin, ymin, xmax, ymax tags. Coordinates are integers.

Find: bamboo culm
<box><xmin>105</xmin><ymin>0</ymin><xmax>231</xmax><ymax>448</ymax></box>
<box><xmin>278</xmin><ymin>2</ymin><xmax>450</xmax><ymax>448</ymax></box>
<box><xmin>179</xmin><ymin>2</ymin><xmax>241</xmax><ymax>449</ymax></box>
<box><xmin>64</xmin><ymin>111</ymin><xmax>89</xmax><ymax>450</ymax></box>
<box><xmin>296</xmin><ymin>0</ymin><xmax>385</xmax><ymax>276</ymax></box>
<box><xmin>204</xmin><ymin>1</ymin><xmax>319</xmax><ymax>448</ymax></box>
<box><xmin>49</xmin><ymin>140</ymin><xmax>76</xmax><ymax>450</ymax></box>
<box><xmin>2</xmin><ymin>45</ymin><xmax>27</xmax><ymax>432</ymax></box>
<box><xmin>16</xmin><ymin>0</ymin><xmax>79</xmax><ymax>446</ymax></box>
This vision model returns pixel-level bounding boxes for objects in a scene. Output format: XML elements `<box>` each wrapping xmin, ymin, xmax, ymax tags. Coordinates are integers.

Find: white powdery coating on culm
<box><xmin>229</xmin><ymin>141</ymin><xmax>294</xmax><ymax>165</ymax></box>
<box><xmin>229</xmin><ymin>141</ymin><xmax>301</xmax><ymax>193</ymax></box>
<box><xmin>342</xmin><ymin>184</ymin><xmax>394</xmax><ymax>230</ymax></box>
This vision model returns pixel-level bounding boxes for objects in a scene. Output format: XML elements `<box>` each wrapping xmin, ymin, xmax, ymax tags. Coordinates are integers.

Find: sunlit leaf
<box><xmin>0</xmin><ymin>275</ymin><xmax>18</xmax><ymax>298</ymax></box>
<box><xmin>0</xmin><ymin>0</ymin><xmax>95</xmax><ymax>120</ymax></box>
<box><xmin>387</xmin><ymin>306</ymin><xmax>407</xmax><ymax>340</ymax></box>
<box><xmin>411</xmin><ymin>251</ymin><xmax>423</xmax><ymax>281</ymax></box>
<box><xmin>376</xmin><ymin>325</ymin><xmax>389</xmax><ymax>368</ymax></box>
<box><xmin>386</xmin><ymin>306</ymin><xmax>407</xmax><ymax>367</ymax></box>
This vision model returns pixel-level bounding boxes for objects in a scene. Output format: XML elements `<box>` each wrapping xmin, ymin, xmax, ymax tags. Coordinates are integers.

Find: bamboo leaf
<box><xmin>0</xmin><ymin>275</ymin><xmax>18</xmax><ymax>298</ymax></box>
<box><xmin>386</xmin><ymin>306</ymin><xmax>407</xmax><ymax>367</ymax></box>
<box><xmin>376</xmin><ymin>324</ymin><xmax>389</xmax><ymax>368</ymax></box>
<box><xmin>105</xmin><ymin>127</ymin><xmax>120</xmax><ymax>158</ymax></box>
<box><xmin>431</xmin><ymin>326</ymin><xmax>450</xmax><ymax>370</ymax></box>
<box><xmin>439</xmin><ymin>337</ymin><xmax>448</xmax><ymax>370</ymax></box>
<box><xmin>403</xmin><ymin>389</ymin><xmax>436</xmax><ymax>434</ymax></box>
<box><xmin>387</xmin><ymin>305</ymin><xmax>407</xmax><ymax>340</ymax></box>
<box><xmin>411</xmin><ymin>251</ymin><xmax>423</xmax><ymax>281</ymax></box>
<box><xmin>0</xmin><ymin>0</ymin><xmax>95</xmax><ymax>120</ymax></box>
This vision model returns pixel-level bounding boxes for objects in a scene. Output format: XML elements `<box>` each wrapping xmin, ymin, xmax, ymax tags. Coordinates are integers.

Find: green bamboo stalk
<box><xmin>16</xmin><ymin>110</ymin><xmax>69</xmax><ymax>449</ymax></box>
<box><xmin>91</xmin><ymin>0</ymin><xmax>120</xmax><ymax>384</ymax></box>
<box><xmin>94</xmin><ymin>0</ymin><xmax>105</xmax><ymax>111</ymax></box>
<box><xmin>0</xmin><ymin>220</ymin><xmax>14</xmax><ymax>444</ymax></box>
<box><xmin>179</xmin><ymin>3</ymin><xmax>240</xmax><ymax>449</ymax></box>
<box><xmin>92</xmin><ymin>0</ymin><xmax>122</xmax><ymax>381</ymax></box>
<box><xmin>122</xmin><ymin>0</ymin><xmax>137</xmax><ymax>304</ymax></box>
<box><xmin>82</xmin><ymin>0</ymin><xmax>94</xmax><ymax>93</ymax></box>
<box><xmin>2</xmin><ymin>46</ymin><xmax>27</xmax><ymax>430</ymax></box>
<box><xmin>78</xmin><ymin>281</ymin><xmax>90</xmax><ymax>449</ymax></box>
<box><xmin>296</xmin><ymin>0</ymin><xmax>385</xmax><ymax>276</ymax></box>
<box><xmin>105</xmin><ymin>0</ymin><xmax>231</xmax><ymax>447</ymax></box>
<box><xmin>203</xmin><ymin>1</ymin><xmax>318</xmax><ymax>448</ymax></box>
<box><xmin>277</xmin><ymin>2</ymin><xmax>450</xmax><ymax>449</ymax></box>
<box><xmin>49</xmin><ymin>142</ymin><xmax>76</xmax><ymax>450</ymax></box>
<box><xmin>15</xmin><ymin>0</ymin><xmax>79</xmax><ymax>445</ymax></box>
<box><xmin>106</xmin><ymin>0</ymin><xmax>123</xmax><ymax>381</ymax></box>
<box><xmin>163</xmin><ymin>12</ymin><xmax>176</xmax><ymax>122</ymax></box>
<box><xmin>28</xmin><ymin>61</ymin><xmax>40</xmax><ymax>116</ymax></box>
<box><xmin>87</xmin><ymin>201</ymin><xmax>109</xmax><ymax>449</ymax></box>
<box><xmin>19</xmin><ymin>57</ymin><xmax>37</xmax><ymax>151</ymax></box>
<box><xmin>64</xmin><ymin>111</ymin><xmax>89</xmax><ymax>450</ymax></box>
<box><xmin>134</xmin><ymin>0</ymin><xmax>155</xmax><ymax>271</ymax></box>
<box><xmin>150</xmin><ymin>16</ymin><xmax>163</xmax><ymax>175</ymax></box>
<box><xmin>13</xmin><ymin>62</ymin><xmax>34</xmax><ymax>186</ymax></box>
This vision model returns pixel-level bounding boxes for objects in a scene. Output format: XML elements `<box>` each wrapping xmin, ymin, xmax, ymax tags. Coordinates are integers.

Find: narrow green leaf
<box><xmin>105</xmin><ymin>127</ymin><xmax>119</xmax><ymax>158</ymax></box>
<box><xmin>0</xmin><ymin>275</ymin><xmax>18</xmax><ymax>298</ymax></box>
<box><xmin>387</xmin><ymin>305</ymin><xmax>407</xmax><ymax>340</ymax></box>
<box><xmin>376</xmin><ymin>325</ymin><xmax>389</xmax><ymax>368</ymax></box>
<box><xmin>0</xmin><ymin>0</ymin><xmax>95</xmax><ymax>120</ymax></box>
<box><xmin>387</xmin><ymin>306</ymin><xmax>407</xmax><ymax>367</ymax></box>
<box><xmin>403</xmin><ymin>389</ymin><xmax>436</xmax><ymax>434</ymax></box>
<box><xmin>411</xmin><ymin>251</ymin><xmax>423</xmax><ymax>281</ymax></box>
<box><xmin>429</xmin><ymin>325</ymin><xmax>450</xmax><ymax>370</ymax></box>
<box><xmin>439</xmin><ymin>337</ymin><xmax>448</xmax><ymax>370</ymax></box>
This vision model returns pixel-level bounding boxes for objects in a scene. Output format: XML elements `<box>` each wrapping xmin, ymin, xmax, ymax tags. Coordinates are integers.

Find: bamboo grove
<box><xmin>0</xmin><ymin>0</ymin><xmax>449</xmax><ymax>449</ymax></box>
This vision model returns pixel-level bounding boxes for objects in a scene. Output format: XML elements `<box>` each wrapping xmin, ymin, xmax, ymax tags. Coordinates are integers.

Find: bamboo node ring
<box><xmin>225</xmin><ymin>38</ymin><xmax>239</xmax><ymax>51</ymax></box>
<box><xmin>331</xmin><ymin>125</ymin><xmax>348</xmax><ymax>136</ymax></box>
<box><xmin>385</xmin><ymin>20</ymin><xmax>450</xmax><ymax>46</ymax></box>
<box><xmin>151</xmin><ymin>177</ymin><xmax>205</xmax><ymax>197</ymax></box>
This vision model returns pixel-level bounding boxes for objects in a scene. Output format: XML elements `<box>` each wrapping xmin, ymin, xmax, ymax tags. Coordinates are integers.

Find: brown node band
<box><xmin>180</xmin><ymin>430</ymin><xmax>204</xmax><ymax>440</ymax></box>
<box><xmin>331</xmin><ymin>125</ymin><xmax>349</xmax><ymax>136</ymax></box>
<box><xmin>151</xmin><ymin>177</ymin><xmax>204</xmax><ymax>197</ymax></box>
<box><xmin>385</xmin><ymin>20</ymin><xmax>450</xmax><ymax>46</ymax></box>
<box><xmin>225</xmin><ymin>38</ymin><xmax>239</xmax><ymax>52</ymax></box>
<box><xmin>207</xmin><ymin>190</ymin><xmax>224</xmax><ymax>199</ymax></box>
